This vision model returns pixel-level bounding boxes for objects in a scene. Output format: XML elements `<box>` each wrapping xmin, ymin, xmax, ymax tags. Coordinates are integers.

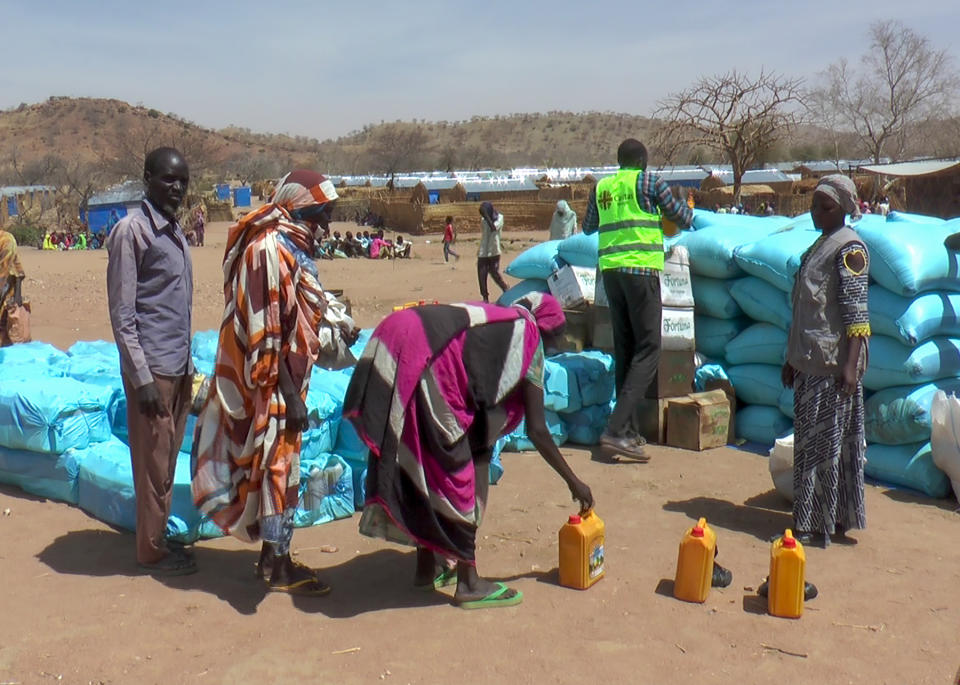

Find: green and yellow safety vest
<box><xmin>595</xmin><ymin>169</ymin><xmax>664</xmax><ymax>272</ymax></box>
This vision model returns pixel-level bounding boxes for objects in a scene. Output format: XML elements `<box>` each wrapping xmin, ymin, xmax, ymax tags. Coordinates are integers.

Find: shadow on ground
<box><xmin>37</xmin><ymin>528</ymin><xmax>270</xmax><ymax>615</ymax></box>
<box><xmin>37</xmin><ymin>529</ymin><xmax>551</xmax><ymax>618</ymax></box>
<box><xmin>587</xmin><ymin>446</ymin><xmax>650</xmax><ymax>465</ymax></box>
<box><xmin>881</xmin><ymin>486</ymin><xmax>959</xmax><ymax>513</ymax></box>
<box><xmin>662</xmin><ymin>491</ymin><xmax>792</xmax><ymax>541</ymax></box>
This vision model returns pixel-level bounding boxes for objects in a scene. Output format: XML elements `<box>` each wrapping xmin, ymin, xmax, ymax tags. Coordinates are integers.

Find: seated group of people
<box><xmin>316</xmin><ymin>228</ymin><xmax>411</xmax><ymax>260</ymax></box>
<box><xmin>41</xmin><ymin>231</ymin><xmax>104</xmax><ymax>250</ymax></box>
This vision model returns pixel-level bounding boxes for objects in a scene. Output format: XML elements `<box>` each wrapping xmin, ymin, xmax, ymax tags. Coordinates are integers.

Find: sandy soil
<box><xmin>2</xmin><ymin>221</ymin><xmax>959</xmax><ymax>685</ymax></box>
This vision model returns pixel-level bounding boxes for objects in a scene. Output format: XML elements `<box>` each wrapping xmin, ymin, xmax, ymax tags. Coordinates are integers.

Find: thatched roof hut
<box><xmin>448</xmin><ymin>182</ymin><xmax>468</xmax><ymax>203</ymax></box>
<box><xmin>410</xmin><ymin>181</ymin><xmax>430</xmax><ymax>206</ymax></box>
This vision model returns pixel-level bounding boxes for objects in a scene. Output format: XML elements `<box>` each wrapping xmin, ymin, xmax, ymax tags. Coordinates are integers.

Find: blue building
<box><xmin>82</xmin><ymin>180</ymin><xmax>143</xmax><ymax>234</ymax></box>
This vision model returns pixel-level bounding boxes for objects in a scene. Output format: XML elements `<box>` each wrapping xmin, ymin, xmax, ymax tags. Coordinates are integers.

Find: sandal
<box><xmin>139</xmin><ymin>553</ymin><xmax>197</xmax><ymax>577</ymax></box>
<box><xmin>416</xmin><ymin>565</ymin><xmax>458</xmax><ymax>591</ymax></box>
<box><xmin>455</xmin><ymin>582</ymin><xmax>523</xmax><ymax>610</ymax></box>
<box><xmin>266</xmin><ymin>576</ymin><xmax>332</xmax><ymax>597</ymax></box>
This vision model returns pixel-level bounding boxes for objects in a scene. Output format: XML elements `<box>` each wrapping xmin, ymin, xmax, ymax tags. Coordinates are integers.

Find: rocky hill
<box><xmin>0</xmin><ymin>96</ymin><xmax>904</xmax><ymax>187</ymax></box>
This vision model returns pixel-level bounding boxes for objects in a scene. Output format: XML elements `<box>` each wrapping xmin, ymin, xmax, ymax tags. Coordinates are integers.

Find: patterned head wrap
<box><xmin>815</xmin><ymin>174</ymin><xmax>861</xmax><ymax>221</ymax></box>
<box><xmin>512</xmin><ymin>292</ymin><xmax>565</xmax><ymax>335</ymax></box>
<box><xmin>271</xmin><ymin>169</ymin><xmax>338</xmax><ymax>213</ymax></box>
<box><xmin>224</xmin><ymin>170</ymin><xmax>338</xmax><ymax>281</ymax></box>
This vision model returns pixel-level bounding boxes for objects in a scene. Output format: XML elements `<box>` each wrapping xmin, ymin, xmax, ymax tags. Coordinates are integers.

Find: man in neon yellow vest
<box><xmin>583</xmin><ymin>139</ymin><xmax>692</xmax><ymax>458</ymax></box>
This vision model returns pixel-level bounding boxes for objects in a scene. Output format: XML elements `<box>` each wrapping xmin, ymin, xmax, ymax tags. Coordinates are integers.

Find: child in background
<box><xmin>443</xmin><ymin>215</ymin><xmax>459</xmax><ymax>263</ymax></box>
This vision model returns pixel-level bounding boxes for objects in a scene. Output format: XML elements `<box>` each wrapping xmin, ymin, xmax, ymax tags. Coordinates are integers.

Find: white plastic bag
<box><xmin>769</xmin><ymin>433</ymin><xmax>795</xmax><ymax>503</ymax></box>
<box><xmin>929</xmin><ymin>391</ymin><xmax>960</xmax><ymax>501</ymax></box>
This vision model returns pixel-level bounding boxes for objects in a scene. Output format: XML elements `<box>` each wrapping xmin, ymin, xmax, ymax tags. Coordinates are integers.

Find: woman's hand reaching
<box><xmin>567</xmin><ymin>477</ymin><xmax>594</xmax><ymax>513</ymax></box>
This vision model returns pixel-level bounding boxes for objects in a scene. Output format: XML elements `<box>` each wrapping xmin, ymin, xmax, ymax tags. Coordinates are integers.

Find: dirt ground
<box><xmin>2</xmin><ymin>220</ymin><xmax>959</xmax><ymax>685</ymax></box>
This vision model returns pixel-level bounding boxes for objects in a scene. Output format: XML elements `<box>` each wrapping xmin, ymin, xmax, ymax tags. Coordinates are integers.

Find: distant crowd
<box><xmin>713</xmin><ymin>195</ymin><xmax>890</xmax><ymax>217</ymax></box>
<box><xmin>317</xmin><ymin>228</ymin><xmax>411</xmax><ymax>260</ymax></box>
<box><xmin>41</xmin><ymin>230</ymin><xmax>104</xmax><ymax>250</ymax></box>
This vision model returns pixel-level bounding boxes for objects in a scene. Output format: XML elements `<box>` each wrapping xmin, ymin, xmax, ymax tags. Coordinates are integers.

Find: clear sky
<box><xmin>1</xmin><ymin>0</ymin><xmax>957</xmax><ymax>141</ymax></box>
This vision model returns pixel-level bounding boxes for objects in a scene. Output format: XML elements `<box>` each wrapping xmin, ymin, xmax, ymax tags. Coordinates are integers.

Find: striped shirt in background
<box><xmin>582</xmin><ymin>170</ymin><xmax>693</xmax><ymax>276</ymax></box>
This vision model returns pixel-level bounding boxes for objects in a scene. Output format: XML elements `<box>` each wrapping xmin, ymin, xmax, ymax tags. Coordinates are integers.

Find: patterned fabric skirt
<box><xmin>792</xmin><ymin>372</ymin><xmax>867</xmax><ymax>540</ymax></box>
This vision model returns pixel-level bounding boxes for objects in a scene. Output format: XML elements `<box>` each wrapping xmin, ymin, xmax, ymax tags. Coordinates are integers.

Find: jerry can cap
<box><xmin>782</xmin><ymin>535</ymin><xmax>797</xmax><ymax>549</ymax></box>
<box><xmin>691</xmin><ymin>525</ymin><xmax>705</xmax><ymax>537</ymax></box>
<box><xmin>568</xmin><ymin>514</ymin><xmax>582</xmax><ymax>524</ymax></box>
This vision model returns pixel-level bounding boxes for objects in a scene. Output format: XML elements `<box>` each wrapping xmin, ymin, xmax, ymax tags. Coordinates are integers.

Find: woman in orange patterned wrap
<box><xmin>192</xmin><ymin>170</ymin><xmax>339</xmax><ymax>596</ymax></box>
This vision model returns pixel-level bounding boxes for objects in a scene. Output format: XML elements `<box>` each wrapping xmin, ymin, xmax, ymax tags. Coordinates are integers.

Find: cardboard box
<box><xmin>666</xmin><ymin>390</ymin><xmax>732</xmax><ymax>451</ymax></box>
<box><xmin>655</xmin><ymin>349</ymin><xmax>696</xmax><ymax>398</ymax></box>
<box><xmin>637</xmin><ymin>397</ymin><xmax>669</xmax><ymax>444</ymax></box>
<box><xmin>548</xmin><ymin>265</ymin><xmax>597</xmax><ymax>309</ymax></box>
<box><xmin>557</xmin><ymin>307</ymin><xmax>591</xmax><ymax>352</ymax></box>
<box><xmin>660</xmin><ymin>246</ymin><xmax>694</xmax><ymax>308</ymax></box>
<box><xmin>662</xmin><ymin>306</ymin><xmax>696</xmax><ymax>351</ymax></box>
<box><xmin>702</xmin><ymin>378</ymin><xmax>736</xmax><ymax>445</ymax></box>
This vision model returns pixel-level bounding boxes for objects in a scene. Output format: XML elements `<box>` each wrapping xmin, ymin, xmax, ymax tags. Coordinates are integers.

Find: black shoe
<box><xmin>768</xmin><ymin>531</ymin><xmax>817</xmax><ymax>546</ymax></box>
<box><xmin>599</xmin><ymin>432</ymin><xmax>647</xmax><ymax>459</ymax></box>
<box><xmin>757</xmin><ymin>578</ymin><xmax>818</xmax><ymax>601</ymax></box>
<box><xmin>712</xmin><ymin>563</ymin><xmax>733</xmax><ymax>588</ymax></box>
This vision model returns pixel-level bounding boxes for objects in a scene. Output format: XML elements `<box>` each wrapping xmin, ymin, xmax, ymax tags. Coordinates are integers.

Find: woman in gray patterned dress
<box><xmin>782</xmin><ymin>175</ymin><xmax>869</xmax><ymax>547</ymax></box>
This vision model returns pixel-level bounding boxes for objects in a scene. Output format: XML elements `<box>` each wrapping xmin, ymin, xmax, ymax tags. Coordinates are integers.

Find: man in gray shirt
<box><xmin>107</xmin><ymin>147</ymin><xmax>196</xmax><ymax>575</ymax></box>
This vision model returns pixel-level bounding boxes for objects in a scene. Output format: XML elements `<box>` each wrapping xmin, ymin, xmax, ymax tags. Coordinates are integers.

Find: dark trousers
<box><xmin>477</xmin><ymin>256</ymin><xmax>508</xmax><ymax>301</ymax></box>
<box><xmin>122</xmin><ymin>373</ymin><xmax>192</xmax><ymax>564</ymax></box>
<box><xmin>603</xmin><ymin>270</ymin><xmax>661</xmax><ymax>437</ymax></box>
<box><xmin>443</xmin><ymin>241</ymin><xmax>458</xmax><ymax>262</ymax></box>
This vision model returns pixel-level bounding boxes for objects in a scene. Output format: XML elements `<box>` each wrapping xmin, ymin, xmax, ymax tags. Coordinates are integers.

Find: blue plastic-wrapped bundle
<box><xmin>556</xmin><ymin>232</ymin><xmax>598</xmax><ymax>268</ymax></box>
<box><xmin>864</xmin><ymin>335</ymin><xmax>960</xmax><ymax>390</ymax></box>
<box><xmin>504</xmin><ymin>240</ymin><xmax>562</xmax><ymax>279</ymax></box>
<box><xmin>190</xmin><ymin>330</ymin><xmax>220</xmax><ymax>374</ymax></box>
<box><xmin>728</xmin><ymin>277</ymin><xmax>792</xmax><ymax>330</ymax></box>
<box><xmin>728</xmin><ymin>364</ymin><xmax>784</xmax><ymax>407</ymax></box>
<box><xmin>0</xmin><ymin>445</ymin><xmax>82</xmax><ymax>503</ymax></box>
<box><xmin>349</xmin><ymin>329</ymin><xmax>373</xmax><ymax>360</ymax></box>
<box><xmin>0</xmin><ymin>342</ymin><xmax>69</xmax><ymax>383</ymax></box>
<box><xmin>0</xmin><ymin>341</ymin><xmax>69</xmax><ymax>370</ymax></box>
<box><xmin>0</xmin><ymin>378</ymin><xmax>115</xmax><ymax>453</ymax></box>
<box><xmin>501</xmin><ymin>410</ymin><xmax>567</xmax><ymax>452</ymax></box>
<box><xmin>725</xmin><ymin>323</ymin><xmax>787</xmax><ymax>366</ymax></box>
<box><xmin>856</xmin><ymin>217</ymin><xmax>960</xmax><ymax>296</ymax></box>
<box><xmin>490</xmin><ymin>437</ymin><xmax>506</xmax><ymax>485</ymax></box>
<box><xmin>296</xmin><ymin>452</ymin><xmax>354</xmax><ymax>527</ymax></box>
<box><xmin>497</xmin><ymin>279</ymin><xmax>550</xmax><ymax>306</ymax></box>
<box><xmin>864</xmin><ymin>379</ymin><xmax>960</xmax><ymax>445</ymax></box>
<box><xmin>869</xmin><ymin>286</ymin><xmax>960</xmax><ymax>346</ymax></box>
<box><xmin>691</xmin><ymin>275</ymin><xmax>744</xmax><ymax>319</ymax></box>
<box><xmin>694</xmin><ymin>315</ymin><xmax>750</xmax><ymax>361</ymax></box>
<box><xmin>549</xmin><ymin>350</ymin><xmax>615</xmax><ymax>408</ymax></box>
<box><xmin>865</xmin><ymin>442</ymin><xmax>951</xmax><ymax>498</ymax></box>
<box><xmin>673</xmin><ymin>218</ymin><xmax>784</xmax><ymax>279</ymax></box>
<box><xmin>64</xmin><ymin>341</ymin><xmax>122</xmax><ymax>391</ymax></box>
<box><xmin>76</xmin><ymin>437</ymin><xmax>205</xmax><ymax>540</ymax></box>
<box><xmin>735</xmin><ymin>405</ymin><xmax>793</xmax><ymax>446</ymax></box>
<box><xmin>543</xmin><ymin>358</ymin><xmax>582</xmax><ymax>414</ymax></box>
<box><xmin>563</xmin><ymin>402</ymin><xmax>613</xmax><ymax>446</ymax></box>
<box><xmin>778</xmin><ymin>386</ymin><xmax>795</xmax><ymax>420</ymax></box>
<box><xmin>694</xmin><ymin>363</ymin><xmax>730</xmax><ymax>392</ymax></box>
<box><xmin>731</xmin><ymin>224</ymin><xmax>819</xmax><ymax>292</ymax></box>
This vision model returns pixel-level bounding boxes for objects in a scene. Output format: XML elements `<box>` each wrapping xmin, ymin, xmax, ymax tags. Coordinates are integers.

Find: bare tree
<box><xmin>366</xmin><ymin>124</ymin><xmax>430</xmax><ymax>179</ymax></box>
<box><xmin>815</xmin><ymin>20</ymin><xmax>960</xmax><ymax>164</ymax></box>
<box><xmin>51</xmin><ymin>157</ymin><xmax>112</xmax><ymax>227</ymax></box>
<box><xmin>654</xmin><ymin>69</ymin><xmax>806</xmax><ymax>204</ymax></box>
<box><xmin>655</xmin><ymin>70</ymin><xmax>806</xmax><ymax>202</ymax></box>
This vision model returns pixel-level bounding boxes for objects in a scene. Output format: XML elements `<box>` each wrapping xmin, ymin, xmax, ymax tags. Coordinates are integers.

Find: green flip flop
<box><xmin>456</xmin><ymin>582</ymin><xmax>523</xmax><ymax>610</ymax></box>
<box><xmin>415</xmin><ymin>565</ymin><xmax>458</xmax><ymax>591</ymax></box>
